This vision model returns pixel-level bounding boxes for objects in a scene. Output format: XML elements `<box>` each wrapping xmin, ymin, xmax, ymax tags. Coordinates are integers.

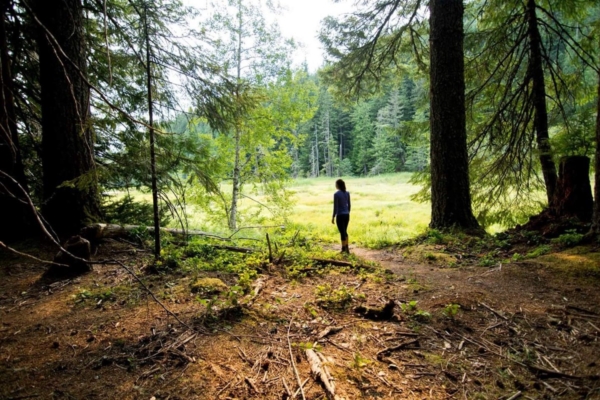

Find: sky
<box><xmin>275</xmin><ymin>0</ymin><xmax>355</xmax><ymax>71</ymax></box>
<box><xmin>185</xmin><ymin>0</ymin><xmax>354</xmax><ymax>72</ymax></box>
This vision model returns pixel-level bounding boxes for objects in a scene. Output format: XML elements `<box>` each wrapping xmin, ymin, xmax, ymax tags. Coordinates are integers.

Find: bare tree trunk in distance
<box><xmin>0</xmin><ymin>0</ymin><xmax>31</xmax><ymax>240</ymax></box>
<box><xmin>428</xmin><ymin>0</ymin><xmax>480</xmax><ymax>230</ymax></box>
<box><xmin>228</xmin><ymin>0</ymin><xmax>244</xmax><ymax>231</ymax></box>
<box><xmin>34</xmin><ymin>0</ymin><xmax>101</xmax><ymax>236</ymax></box>
<box><xmin>526</xmin><ymin>0</ymin><xmax>558</xmax><ymax>205</ymax></box>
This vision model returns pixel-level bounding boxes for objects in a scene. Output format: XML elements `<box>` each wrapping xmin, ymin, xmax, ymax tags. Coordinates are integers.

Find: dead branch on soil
<box><xmin>0</xmin><ymin>240</ymin><xmax>67</xmax><ymax>267</ymax></box>
<box><xmin>376</xmin><ymin>339</ymin><xmax>420</xmax><ymax>359</ymax></box>
<box><xmin>287</xmin><ymin>318</ymin><xmax>306</xmax><ymax>400</ymax></box>
<box><xmin>112</xmin><ymin>260</ymin><xmax>192</xmax><ymax>331</ymax></box>
<box><xmin>479</xmin><ymin>302</ymin><xmax>509</xmax><ymax>320</ymax></box>
<box><xmin>306</xmin><ymin>349</ymin><xmax>339</xmax><ymax>400</ymax></box>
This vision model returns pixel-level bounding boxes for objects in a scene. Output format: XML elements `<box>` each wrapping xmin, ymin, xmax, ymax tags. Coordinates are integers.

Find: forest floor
<box><xmin>1</xmin><ymin>234</ymin><xmax>600</xmax><ymax>400</ymax></box>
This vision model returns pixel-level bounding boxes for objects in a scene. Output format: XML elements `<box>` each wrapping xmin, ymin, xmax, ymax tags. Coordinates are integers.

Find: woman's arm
<box><xmin>348</xmin><ymin>192</ymin><xmax>351</xmax><ymax>212</ymax></box>
<box><xmin>332</xmin><ymin>193</ymin><xmax>338</xmax><ymax>223</ymax></box>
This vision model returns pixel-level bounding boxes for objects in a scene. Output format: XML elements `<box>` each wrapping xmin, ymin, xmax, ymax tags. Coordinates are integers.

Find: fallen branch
<box><xmin>312</xmin><ymin>258</ymin><xmax>364</xmax><ymax>268</ymax></box>
<box><xmin>287</xmin><ymin>319</ymin><xmax>306</xmax><ymax>400</ymax></box>
<box><xmin>306</xmin><ymin>349</ymin><xmax>337</xmax><ymax>400</ymax></box>
<box><xmin>525</xmin><ymin>363</ymin><xmax>598</xmax><ymax>380</ymax></box>
<box><xmin>506</xmin><ymin>391</ymin><xmax>522</xmax><ymax>400</ymax></box>
<box><xmin>376</xmin><ymin>339</ymin><xmax>420</xmax><ymax>359</ymax></box>
<box><xmin>113</xmin><ymin>260</ymin><xmax>191</xmax><ymax>331</ymax></box>
<box><xmin>317</xmin><ymin>326</ymin><xmax>344</xmax><ymax>340</ymax></box>
<box><xmin>244</xmin><ymin>377</ymin><xmax>261</xmax><ymax>394</ymax></box>
<box><xmin>479</xmin><ymin>302</ymin><xmax>509</xmax><ymax>321</ymax></box>
<box><xmin>81</xmin><ymin>223</ymin><xmax>223</xmax><ymax>241</ymax></box>
<box><xmin>0</xmin><ymin>240</ymin><xmax>67</xmax><ymax>267</ymax></box>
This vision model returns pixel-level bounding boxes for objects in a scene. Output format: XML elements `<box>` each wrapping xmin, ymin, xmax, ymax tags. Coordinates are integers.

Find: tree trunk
<box><xmin>591</xmin><ymin>70</ymin><xmax>600</xmax><ymax>234</ymax></box>
<box><xmin>428</xmin><ymin>0</ymin><xmax>479</xmax><ymax>230</ymax></box>
<box><xmin>526</xmin><ymin>0</ymin><xmax>558</xmax><ymax>205</ymax></box>
<box><xmin>0</xmin><ymin>0</ymin><xmax>31</xmax><ymax>240</ymax></box>
<box><xmin>34</xmin><ymin>0</ymin><xmax>101</xmax><ymax>236</ymax></box>
<box><xmin>143</xmin><ymin>4</ymin><xmax>161</xmax><ymax>258</ymax></box>
<box><xmin>229</xmin><ymin>128</ymin><xmax>241</xmax><ymax>230</ymax></box>
<box><xmin>552</xmin><ymin>156</ymin><xmax>593</xmax><ymax>222</ymax></box>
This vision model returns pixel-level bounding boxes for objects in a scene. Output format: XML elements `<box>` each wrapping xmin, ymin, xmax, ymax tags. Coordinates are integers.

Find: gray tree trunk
<box><xmin>526</xmin><ymin>0</ymin><xmax>558</xmax><ymax>205</ymax></box>
<box><xmin>35</xmin><ymin>0</ymin><xmax>101</xmax><ymax>236</ymax></box>
<box><xmin>428</xmin><ymin>0</ymin><xmax>480</xmax><ymax>230</ymax></box>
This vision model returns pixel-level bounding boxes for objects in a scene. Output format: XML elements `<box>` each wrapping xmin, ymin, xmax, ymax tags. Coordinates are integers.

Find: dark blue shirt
<box><xmin>333</xmin><ymin>190</ymin><xmax>351</xmax><ymax>217</ymax></box>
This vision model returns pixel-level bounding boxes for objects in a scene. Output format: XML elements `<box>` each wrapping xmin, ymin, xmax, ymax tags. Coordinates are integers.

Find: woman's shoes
<box><xmin>341</xmin><ymin>239</ymin><xmax>350</xmax><ymax>254</ymax></box>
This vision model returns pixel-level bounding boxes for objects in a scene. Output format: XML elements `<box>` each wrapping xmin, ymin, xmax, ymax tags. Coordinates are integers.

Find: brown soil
<box><xmin>1</xmin><ymin>240</ymin><xmax>600</xmax><ymax>400</ymax></box>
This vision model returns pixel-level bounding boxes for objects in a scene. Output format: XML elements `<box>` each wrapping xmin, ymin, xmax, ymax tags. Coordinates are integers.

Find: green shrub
<box><xmin>103</xmin><ymin>195</ymin><xmax>170</xmax><ymax>226</ymax></box>
<box><xmin>551</xmin><ymin>230</ymin><xmax>584</xmax><ymax>247</ymax></box>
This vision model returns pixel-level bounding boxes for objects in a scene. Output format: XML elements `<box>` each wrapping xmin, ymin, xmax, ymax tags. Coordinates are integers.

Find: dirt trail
<box><xmin>351</xmin><ymin>245</ymin><xmax>599</xmax><ymax>320</ymax></box>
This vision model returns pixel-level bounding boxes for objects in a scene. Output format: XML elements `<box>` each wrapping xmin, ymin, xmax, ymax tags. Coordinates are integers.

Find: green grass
<box><xmin>286</xmin><ymin>174</ymin><xmax>430</xmax><ymax>248</ymax></box>
<box><xmin>106</xmin><ymin>173</ymin><xmax>431</xmax><ymax>249</ymax></box>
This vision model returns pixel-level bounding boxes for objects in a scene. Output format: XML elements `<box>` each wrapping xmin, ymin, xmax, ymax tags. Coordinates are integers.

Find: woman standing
<box><xmin>332</xmin><ymin>179</ymin><xmax>351</xmax><ymax>253</ymax></box>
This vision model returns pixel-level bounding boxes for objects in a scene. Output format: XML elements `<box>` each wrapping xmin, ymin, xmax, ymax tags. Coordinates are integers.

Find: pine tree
<box><xmin>429</xmin><ymin>0</ymin><xmax>480</xmax><ymax>230</ymax></box>
<box><xmin>34</xmin><ymin>0</ymin><xmax>102</xmax><ymax>236</ymax></box>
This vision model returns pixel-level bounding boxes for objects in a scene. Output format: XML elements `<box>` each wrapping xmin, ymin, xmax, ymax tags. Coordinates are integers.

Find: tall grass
<box><xmin>286</xmin><ymin>174</ymin><xmax>430</xmax><ymax>248</ymax></box>
<box><xmin>106</xmin><ymin>173</ymin><xmax>432</xmax><ymax>248</ymax></box>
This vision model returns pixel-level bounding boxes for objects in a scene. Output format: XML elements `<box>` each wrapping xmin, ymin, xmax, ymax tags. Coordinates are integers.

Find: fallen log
<box><xmin>81</xmin><ymin>223</ymin><xmax>219</xmax><ymax>241</ymax></box>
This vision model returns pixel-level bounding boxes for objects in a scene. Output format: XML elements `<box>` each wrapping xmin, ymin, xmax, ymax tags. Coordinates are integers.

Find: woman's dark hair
<box><xmin>335</xmin><ymin>179</ymin><xmax>346</xmax><ymax>192</ymax></box>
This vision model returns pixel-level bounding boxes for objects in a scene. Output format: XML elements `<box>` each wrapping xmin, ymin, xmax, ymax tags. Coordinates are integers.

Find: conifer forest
<box><xmin>1</xmin><ymin>0</ymin><xmax>600</xmax><ymax>399</ymax></box>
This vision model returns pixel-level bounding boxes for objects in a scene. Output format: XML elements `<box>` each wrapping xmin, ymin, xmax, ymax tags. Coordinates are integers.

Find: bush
<box><xmin>103</xmin><ymin>195</ymin><xmax>170</xmax><ymax>226</ymax></box>
<box><xmin>551</xmin><ymin>230</ymin><xmax>584</xmax><ymax>247</ymax></box>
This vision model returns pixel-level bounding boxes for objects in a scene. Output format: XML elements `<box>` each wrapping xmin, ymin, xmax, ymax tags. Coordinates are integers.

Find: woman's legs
<box><xmin>336</xmin><ymin>214</ymin><xmax>350</xmax><ymax>253</ymax></box>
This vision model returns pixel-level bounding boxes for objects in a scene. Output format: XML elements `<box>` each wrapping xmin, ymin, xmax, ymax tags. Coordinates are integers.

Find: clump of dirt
<box><xmin>1</xmin><ymin>237</ymin><xmax>600</xmax><ymax>399</ymax></box>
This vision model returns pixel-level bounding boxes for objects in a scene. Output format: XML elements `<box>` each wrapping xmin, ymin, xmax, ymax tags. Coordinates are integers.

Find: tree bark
<box><xmin>552</xmin><ymin>156</ymin><xmax>593</xmax><ymax>222</ymax></box>
<box><xmin>0</xmin><ymin>0</ymin><xmax>30</xmax><ymax>241</ymax></box>
<box><xmin>143</xmin><ymin>4</ymin><xmax>161</xmax><ymax>258</ymax></box>
<box><xmin>526</xmin><ymin>0</ymin><xmax>558</xmax><ymax>205</ymax></box>
<box><xmin>428</xmin><ymin>0</ymin><xmax>479</xmax><ymax>230</ymax></box>
<box><xmin>591</xmin><ymin>70</ymin><xmax>600</xmax><ymax>235</ymax></box>
<box><xmin>34</xmin><ymin>0</ymin><xmax>101</xmax><ymax>236</ymax></box>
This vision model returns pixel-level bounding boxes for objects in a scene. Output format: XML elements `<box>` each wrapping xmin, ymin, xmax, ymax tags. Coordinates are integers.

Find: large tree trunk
<box><xmin>526</xmin><ymin>0</ymin><xmax>558</xmax><ymax>205</ymax></box>
<box><xmin>34</xmin><ymin>0</ymin><xmax>101</xmax><ymax>236</ymax></box>
<box><xmin>591</xmin><ymin>70</ymin><xmax>600</xmax><ymax>235</ymax></box>
<box><xmin>0</xmin><ymin>0</ymin><xmax>30</xmax><ymax>241</ymax></box>
<box><xmin>428</xmin><ymin>0</ymin><xmax>479</xmax><ymax>230</ymax></box>
<box><xmin>552</xmin><ymin>156</ymin><xmax>593</xmax><ymax>222</ymax></box>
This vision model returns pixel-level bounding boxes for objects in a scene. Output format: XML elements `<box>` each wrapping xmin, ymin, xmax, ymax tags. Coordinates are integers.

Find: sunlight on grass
<box><xmin>107</xmin><ymin>173</ymin><xmax>431</xmax><ymax>248</ymax></box>
<box><xmin>286</xmin><ymin>174</ymin><xmax>430</xmax><ymax>248</ymax></box>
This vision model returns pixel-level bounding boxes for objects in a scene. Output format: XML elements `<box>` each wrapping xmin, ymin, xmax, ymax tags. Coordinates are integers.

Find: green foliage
<box><xmin>400</xmin><ymin>300</ymin><xmax>431</xmax><ymax>322</ymax></box>
<box><xmin>103</xmin><ymin>195</ymin><xmax>170</xmax><ymax>226</ymax></box>
<box><xmin>443</xmin><ymin>303</ymin><xmax>461</xmax><ymax>320</ymax></box>
<box><xmin>526</xmin><ymin>245</ymin><xmax>552</xmax><ymax>258</ymax></box>
<box><xmin>315</xmin><ymin>284</ymin><xmax>359</xmax><ymax>309</ymax></box>
<box><xmin>551</xmin><ymin>230</ymin><xmax>584</xmax><ymax>247</ymax></box>
<box><xmin>350</xmin><ymin>353</ymin><xmax>372</xmax><ymax>370</ymax></box>
<box><xmin>294</xmin><ymin>342</ymin><xmax>322</xmax><ymax>352</ymax></box>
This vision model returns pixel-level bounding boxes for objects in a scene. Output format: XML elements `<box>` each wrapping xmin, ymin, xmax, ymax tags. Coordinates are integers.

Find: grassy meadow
<box><xmin>109</xmin><ymin>173</ymin><xmax>432</xmax><ymax>248</ymax></box>
<box><xmin>285</xmin><ymin>174</ymin><xmax>430</xmax><ymax>247</ymax></box>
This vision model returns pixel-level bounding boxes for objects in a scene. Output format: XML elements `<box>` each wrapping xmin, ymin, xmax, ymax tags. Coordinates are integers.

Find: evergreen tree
<box><xmin>429</xmin><ymin>0</ymin><xmax>479</xmax><ymax>230</ymax></box>
<box><xmin>349</xmin><ymin>100</ymin><xmax>375</xmax><ymax>175</ymax></box>
<box><xmin>34</xmin><ymin>0</ymin><xmax>102</xmax><ymax>236</ymax></box>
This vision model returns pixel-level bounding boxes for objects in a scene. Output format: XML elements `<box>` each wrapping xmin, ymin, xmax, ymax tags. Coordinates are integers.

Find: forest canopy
<box><xmin>0</xmin><ymin>0</ymin><xmax>599</xmax><ymax>244</ymax></box>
